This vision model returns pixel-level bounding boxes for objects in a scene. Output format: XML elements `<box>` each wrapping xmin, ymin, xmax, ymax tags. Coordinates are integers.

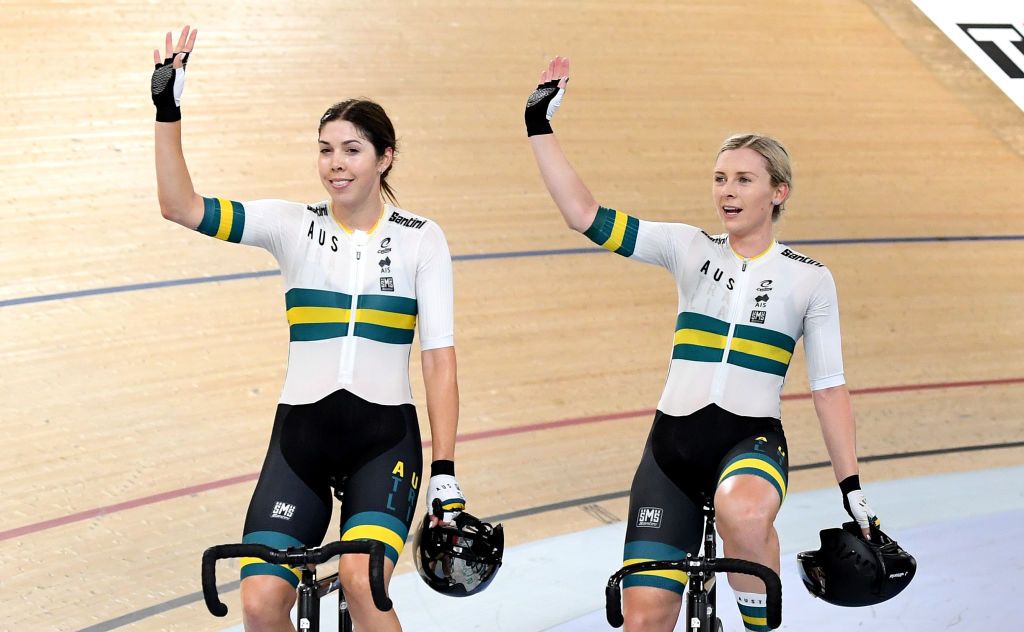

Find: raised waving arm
<box><xmin>525</xmin><ymin>57</ymin><xmax>599</xmax><ymax>232</ymax></box>
<box><xmin>152</xmin><ymin>25</ymin><xmax>204</xmax><ymax>228</ymax></box>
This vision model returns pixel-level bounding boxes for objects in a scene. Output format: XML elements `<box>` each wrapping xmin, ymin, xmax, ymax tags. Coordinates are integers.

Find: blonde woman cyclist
<box><xmin>152</xmin><ymin>26</ymin><xmax>466</xmax><ymax>632</ymax></box>
<box><xmin>524</xmin><ymin>57</ymin><xmax>881</xmax><ymax>632</ymax></box>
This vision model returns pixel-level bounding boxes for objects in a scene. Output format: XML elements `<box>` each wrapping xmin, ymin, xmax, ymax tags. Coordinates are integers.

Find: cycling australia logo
<box><xmin>271</xmin><ymin>501</ymin><xmax>296</xmax><ymax>521</ymax></box>
<box><xmin>636</xmin><ymin>506</ymin><xmax>663</xmax><ymax>528</ymax></box>
<box><xmin>379</xmin><ymin>255</ymin><xmax>394</xmax><ymax>291</ymax></box>
<box><xmin>378</xmin><ymin>237</ymin><xmax>392</xmax><ymax>254</ymax></box>
<box><xmin>959</xmin><ymin>23</ymin><xmax>1024</xmax><ymax>78</ymax></box>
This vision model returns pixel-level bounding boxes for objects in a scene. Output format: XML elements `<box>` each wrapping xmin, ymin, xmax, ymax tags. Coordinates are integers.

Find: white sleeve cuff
<box><xmin>809</xmin><ymin>373</ymin><xmax>846</xmax><ymax>391</ymax></box>
<box><xmin>420</xmin><ymin>336</ymin><xmax>454</xmax><ymax>351</ymax></box>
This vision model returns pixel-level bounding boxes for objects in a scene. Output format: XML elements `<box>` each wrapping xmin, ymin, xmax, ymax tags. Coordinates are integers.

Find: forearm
<box><xmin>812</xmin><ymin>384</ymin><xmax>860</xmax><ymax>482</ymax></box>
<box><xmin>529</xmin><ymin>134</ymin><xmax>599</xmax><ymax>232</ymax></box>
<box><xmin>155</xmin><ymin>121</ymin><xmax>202</xmax><ymax>226</ymax></box>
<box><xmin>422</xmin><ymin>346</ymin><xmax>459</xmax><ymax>463</ymax></box>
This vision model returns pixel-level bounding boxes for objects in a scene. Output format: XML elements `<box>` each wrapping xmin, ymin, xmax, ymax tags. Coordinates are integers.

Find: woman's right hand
<box><xmin>524</xmin><ymin>55</ymin><xmax>598</xmax><ymax>232</ymax></box>
<box><xmin>524</xmin><ymin>56</ymin><xmax>570</xmax><ymax>137</ymax></box>
<box><xmin>153</xmin><ymin>25</ymin><xmax>204</xmax><ymax>227</ymax></box>
<box><xmin>151</xmin><ymin>25</ymin><xmax>198</xmax><ymax>123</ymax></box>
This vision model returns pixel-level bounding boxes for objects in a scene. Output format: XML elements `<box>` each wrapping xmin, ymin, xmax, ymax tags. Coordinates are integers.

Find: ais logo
<box><xmin>959</xmin><ymin>24</ymin><xmax>1024</xmax><ymax>79</ymax></box>
<box><xmin>636</xmin><ymin>506</ymin><xmax>663</xmax><ymax>528</ymax></box>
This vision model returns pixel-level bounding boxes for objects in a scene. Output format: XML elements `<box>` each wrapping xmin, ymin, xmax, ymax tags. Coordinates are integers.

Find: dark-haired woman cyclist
<box><xmin>152</xmin><ymin>26</ymin><xmax>465</xmax><ymax>632</ymax></box>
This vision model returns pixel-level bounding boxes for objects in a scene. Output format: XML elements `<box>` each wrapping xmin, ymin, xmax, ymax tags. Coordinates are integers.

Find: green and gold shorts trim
<box><xmin>718</xmin><ymin>450</ymin><xmax>788</xmax><ymax>502</ymax></box>
<box><xmin>340</xmin><ymin>511</ymin><xmax>410</xmax><ymax>564</ymax></box>
<box><xmin>239</xmin><ymin>530</ymin><xmax>304</xmax><ymax>587</ymax></box>
<box><xmin>285</xmin><ymin>288</ymin><xmax>417</xmax><ymax>344</ymax></box>
<box><xmin>621</xmin><ymin>540</ymin><xmax>689</xmax><ymax>594</ymax></box>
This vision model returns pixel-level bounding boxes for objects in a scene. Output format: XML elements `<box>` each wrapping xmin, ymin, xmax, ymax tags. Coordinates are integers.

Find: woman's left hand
<box><xmin>841</xmin><ymin>475</ymin><xmax>881</xmax><ymax>539</ymax></box>
<box><xmin>426</xmin><ymin>474</ymin><xmax>466</xmax><ymax>527</ymax></box>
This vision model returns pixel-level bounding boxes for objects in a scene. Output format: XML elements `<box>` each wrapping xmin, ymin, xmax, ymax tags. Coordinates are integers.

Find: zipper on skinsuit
<box><xmin>338</xmin><ymin>230</ymin><xmax>369</xmax><ymax>383</ymax></box>
<box><xmin>710</xmin><ymin>256</ymin><xmax>751</xmax><ymax>401</ymax></box>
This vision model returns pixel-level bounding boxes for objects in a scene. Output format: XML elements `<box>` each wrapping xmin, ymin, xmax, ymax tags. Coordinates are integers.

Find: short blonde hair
<box><xmin>718</xmin><ymin>134</ymin><xmax>792</xmax><ymax>221</ymax></box>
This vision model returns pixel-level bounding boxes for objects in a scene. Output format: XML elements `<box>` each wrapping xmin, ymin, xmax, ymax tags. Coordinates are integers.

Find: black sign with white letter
<box><xmin>959</xmin><ymin>23</ymin><xmax>1024</xmax><ymax>78</ymax></box>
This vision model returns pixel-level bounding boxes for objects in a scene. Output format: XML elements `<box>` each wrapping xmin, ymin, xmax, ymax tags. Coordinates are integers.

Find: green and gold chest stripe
<box><xmin>198</xmin><ymin>197</ymin><xmax>245</xmax><ymax>243</ymax></box>
<box><xmin>285</xmin><ymin>288</ymin><xmax>417</xmax><ymax>344</ymax></box>
<box><xmin>728</xmin><ymin>324</ymin><xmax>795</xmax><ymax>377</ymax></box>
<box><xmin>584</xmin><ymin>206</ymin><xmax>639</xmax><ymax>257</ymax></box>
<box><xmin>672</xmin><ymin>312</ymin><xmax>795</xmax><ymax>377</ymax></box>
<box><xmin>673</xmin><ymin>312</ymin><xmax>731</xmax><ymax>362</ymax></box>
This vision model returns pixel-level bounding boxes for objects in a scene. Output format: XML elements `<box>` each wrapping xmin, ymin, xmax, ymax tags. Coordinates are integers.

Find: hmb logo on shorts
<box><xmin>636</xmin><ymin>506</ymin><xmax>663</xmax><ymax>528</ymax></box>
<box><xmin>271</xmin><ymin>501</ymin><xmax>296</xmax><ymax>520</ymax></box>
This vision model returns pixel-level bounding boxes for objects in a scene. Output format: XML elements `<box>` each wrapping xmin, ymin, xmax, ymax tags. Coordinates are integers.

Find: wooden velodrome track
<box><xmin>2</xmin><ymin>1</ymin><xmax>1022</xmax><ymax>629</ymax></box>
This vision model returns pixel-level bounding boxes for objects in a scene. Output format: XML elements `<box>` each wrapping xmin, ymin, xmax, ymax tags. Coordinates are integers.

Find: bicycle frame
<box><xmin>605</xmin><ymin>503</ymin><xmax>782</xmax><ymax>631</ymax></box>
<box><xmin>309</xmin><ymin>571</ymin><xmax>349</xmax><ymax>631</ymax></box>
<box><xmin>297</xmin><ymin>562</ymin><xmax>349</xmax><ymax>632</ymax></box>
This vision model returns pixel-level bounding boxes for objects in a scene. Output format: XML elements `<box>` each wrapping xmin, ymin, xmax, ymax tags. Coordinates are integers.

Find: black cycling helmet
<box><xmin>797</xmin><ymin>521</ymin><xmax>916</xmax><ymax>607</ymax></box>
<box><xmin>414</xmin><ymin>508</ymin><xmax>504</xmax><ymax>597</ymax></box>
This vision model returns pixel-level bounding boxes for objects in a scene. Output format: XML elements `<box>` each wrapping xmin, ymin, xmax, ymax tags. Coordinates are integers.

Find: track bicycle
<box><xmin>202</xmin><ymin>483</ymin><xmax>392</xmax><ymax>631</ymax></box>
<box><xmin>605</xmin><ymin>500</ymin><xmax>782</xmax><ymax>631</ymax></box>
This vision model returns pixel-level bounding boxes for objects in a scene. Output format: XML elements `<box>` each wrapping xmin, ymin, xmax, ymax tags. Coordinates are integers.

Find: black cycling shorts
<box><xmin>240</xmin><ymin>389</ymin><xmax>422</xmax><ymax>586</ymax></box>
<box><xmin>622</xmin><ymin>404</ymin><xmax>788</xmax><ymax>594</ymax></box>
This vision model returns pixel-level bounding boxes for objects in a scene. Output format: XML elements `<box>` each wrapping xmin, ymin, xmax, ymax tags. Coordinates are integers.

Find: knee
<box><xmin>338</xmin><ymin>555</ymin><xmax>375</xmax><ymax>607</ymax></box>
<box><xmin>624</xmin><ymin>607</ymin><xmax>674</xmax><ymax>632</ymax></box>
<box><xmin>622</xmin><ymin>588</ymin><xmax>680</xmax><ymax>632</ymax></box>
<box><xmin>624</xmin><ymin>603</ymin><xmax>680</xmax><ymax>632</ymax></box>
<box><xmin>715</xmin><ymin>497</ymin><xmax>775</xmax><ymax>544</ymax></box>
<box><xmin>240</xmin><ymin>576</ymin><xmax>295</xmax><ymax>631</ymax></box>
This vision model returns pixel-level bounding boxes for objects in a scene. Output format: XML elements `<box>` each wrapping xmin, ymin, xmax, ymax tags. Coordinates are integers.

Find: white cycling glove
<box><xmin>426</xmin><ymin>460</ymin><xmax>466</xmax><ymax>524</ymax></box>
<box><xmin>840</xmin><ymin>475</ymin><xmax>881</xmax><ymax>536</ymax></box>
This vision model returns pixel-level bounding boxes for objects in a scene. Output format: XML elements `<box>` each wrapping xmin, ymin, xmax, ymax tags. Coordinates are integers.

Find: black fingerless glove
<box><xmin>524</xmin><ymin>79</ymin><xmax>565</xmax><ymax>137</ymax></box>
<box><xmin>151</xmin><ymin>52</ymin><xmax>189</xmax><ymax>122</ymax></box>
